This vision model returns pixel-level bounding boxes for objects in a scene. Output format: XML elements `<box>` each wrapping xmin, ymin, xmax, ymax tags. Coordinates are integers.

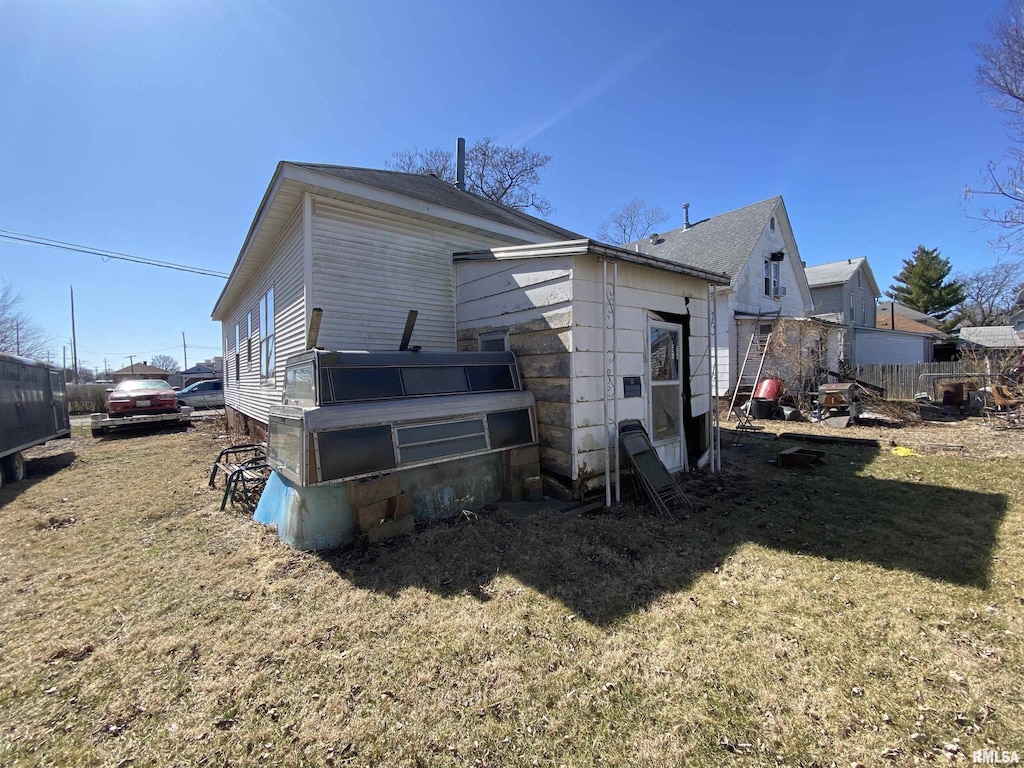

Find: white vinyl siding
<box><xmin>570</xmin><ymin>256</ymin><xmax>710</xmax><ymax>488</ymax></box>
<box><xmin>222</xmin><ymin>203</ymin><xmax>305</xmax><ymax>424</ymax></box>
<box><xmin>720</xmin><ymin>213</ymin><xmax>814</xmax><ymax>394</ymax></box>
<box><xmin>855</xmin><ymin>327</ymin><xmax>932</xmax><ymax>364</ymax></box>
<box><xmin>310</xmin><ymin>197</ymin><xmax>525</xmax><ymax>352</ymax></box>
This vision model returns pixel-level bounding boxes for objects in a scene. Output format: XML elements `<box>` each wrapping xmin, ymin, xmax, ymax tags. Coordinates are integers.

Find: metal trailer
<box><xmin>89</xmin><ymin>407</ymin><xmax>193</xmax><ymax>437</ymax></box>
<box><xmin>0</xmin><ymin>352</ymin><xmax>71</xmax><ymax>489</ymax></box>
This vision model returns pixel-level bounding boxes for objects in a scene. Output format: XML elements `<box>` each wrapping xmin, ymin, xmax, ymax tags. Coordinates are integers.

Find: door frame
<box><xmin>647</xmin><ymin>317</ymin><xmax>686</xmax><ymax>470</ymax></box>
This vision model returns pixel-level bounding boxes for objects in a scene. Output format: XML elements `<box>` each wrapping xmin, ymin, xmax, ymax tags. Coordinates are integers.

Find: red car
<box><xmin>106</xmin><ymin>379</ymin><xmax>181</xmax><ymax>417</ymax></box>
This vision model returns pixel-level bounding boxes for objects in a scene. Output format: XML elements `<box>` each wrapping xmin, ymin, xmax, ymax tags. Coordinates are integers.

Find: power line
<box><xmin>0</xmin><ymin>230</ymin><xmax>230</xmax><ymax>278</ymax></box>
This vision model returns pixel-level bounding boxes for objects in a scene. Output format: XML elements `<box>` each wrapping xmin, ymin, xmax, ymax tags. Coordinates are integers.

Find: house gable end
<box><xmin>213</xmin><ymin>162</ymin><xmax>578</xmax><ymax>322</ymax></box>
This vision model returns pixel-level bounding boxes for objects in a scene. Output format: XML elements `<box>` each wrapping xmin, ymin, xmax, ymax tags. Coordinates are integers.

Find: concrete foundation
<box><xmin>225</xmin><ymin>405</ymin><xmax>268</xmax><ymax>443</ymax></box>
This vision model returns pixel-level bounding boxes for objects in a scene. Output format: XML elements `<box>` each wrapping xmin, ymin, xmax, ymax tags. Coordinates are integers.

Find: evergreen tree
<box><xmin>886</xmin><ymin>245</ymin><xmax>965</xmax><ymax>320</ymax></box>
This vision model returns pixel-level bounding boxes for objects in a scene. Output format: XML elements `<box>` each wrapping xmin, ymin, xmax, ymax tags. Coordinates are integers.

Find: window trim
<box><xmin>259</xmin><ymin>288</ymin><xmax>275</xmax><ymax>384</ymax></box>
<box><xmin>763</xmin><ymin>259</ymin><xmax>781</xmax><ymax>298</ymax></box>
<box><xmin>478</xmin><ymin>330</ymin><xmax>510</xmax><ymax>352</ymax></box>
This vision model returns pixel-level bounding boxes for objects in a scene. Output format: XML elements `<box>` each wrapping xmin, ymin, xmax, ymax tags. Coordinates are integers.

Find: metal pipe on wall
<box><xmin>712</xmin><ymin>286</ymin><xmax>721</xmax><ymax>471</ymax></box>
<box><xmin>708</xmin><ymin>283</ymin><xmax>716</xmax><ymax>472</ymax></box>
<box><xmin>613</xmin><ymin>261</ymin><xmax>620</xmax><ymax>502</ymax></box>
<box><xmin>602</xmin><ymin>259</ymin><xmax>611</xmax><ymax>508</ymax></box>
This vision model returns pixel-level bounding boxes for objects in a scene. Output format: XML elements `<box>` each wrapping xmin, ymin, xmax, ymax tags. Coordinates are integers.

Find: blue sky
<box><xmin>0</xmin><ymin>0</ymin><xmax>1011</xmax><ymax>374</ymax></box>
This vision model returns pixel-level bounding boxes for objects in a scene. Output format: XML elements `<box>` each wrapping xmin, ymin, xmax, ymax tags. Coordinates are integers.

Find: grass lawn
<box><xmin>0</xmin><ymin>420</ymin><xmax>1022</xmax><ymax>767</ymax></box>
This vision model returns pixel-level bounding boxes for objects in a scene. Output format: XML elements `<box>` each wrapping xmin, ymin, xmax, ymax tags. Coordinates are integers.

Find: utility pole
<box><xmin>182</xmin><ymin>332</ymin><xmax>188</xmax><ymax>371</ymax></box>
<box><xmin>15</xmin><ymin>321</ymin><xmax>19</xmax><ymax>355</ymax></box>
<box><xmin>70</xmin><ymin>286</ymin><xmax>80</xmax><ymax>384</ymax></box>
<box><xmin>103</xmin><ymin>358</ymin><xmax>108</xmax><ymax>377</ymax></box>
<box><xmin>63</xmin><ymin>346</ymin><xmax>66</xmax><ymax>375</ymax></box>
<box><xmin>127</xmin><ymin>354</ymin><xmax>135</xmax><ymax>374</ymax></box>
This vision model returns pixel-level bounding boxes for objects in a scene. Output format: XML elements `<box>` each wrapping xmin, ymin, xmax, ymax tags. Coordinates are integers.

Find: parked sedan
<box><xmin>106</xmin><ymin>379</ymin><xmax>181</xmax><ymax>417</ymax></box>
<box><xmin>176</xmin><ymin>379</ymin><xmax>224</xmax><ymax>409</ymax></box>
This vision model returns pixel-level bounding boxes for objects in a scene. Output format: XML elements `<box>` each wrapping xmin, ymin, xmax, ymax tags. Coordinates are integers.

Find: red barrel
<box><xmin>754</xmin><ymin>377</ymin><xmax>783</xmax><ymax>401</ymax></box>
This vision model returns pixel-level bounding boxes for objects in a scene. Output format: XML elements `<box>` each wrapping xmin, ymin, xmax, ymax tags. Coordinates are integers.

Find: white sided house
<box><xmin>454</xmin><ymin>240</ymin><xmax>728</xmax><ymax>498</ymax></box>
<box><xmin>628</xmin><ymin>197</ymin><xmax>816</xmax><ymax>397</ymax></box>
<box><xmin>211</xmin><ymin>162</ymin><xmax>580</xmax><ymax>438</ymax></box>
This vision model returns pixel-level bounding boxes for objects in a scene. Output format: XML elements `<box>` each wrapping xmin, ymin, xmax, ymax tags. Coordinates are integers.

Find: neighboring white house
<box><xmin>627</xmin><ymin>197</ymin><xmax>818</xmax><ymax>396</ymax></box>
<box><xmin>211</xmin><ymin>162</ymin><xmax>580</xmax><ymax>437</ymax></box>
<box><xmin>454</xmin><ymin>240</ymin><xmax>727</xmax><ymax>497</ymax></box>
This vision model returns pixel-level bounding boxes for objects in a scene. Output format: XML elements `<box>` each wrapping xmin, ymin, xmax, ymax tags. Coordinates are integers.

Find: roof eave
<box><xmin>212</xmin><ymin>161</ymin><xmax>287</xmax><ymax>320</ymax></box>
<box><xmin>212</xmin><ymin>163</ymin><xmax>580</xmax><ymax>321</ymax></box>
<box><xmin>454</xmin><ymin>239</ymin><xmax>730</xmax><ymax>285</ymax></box>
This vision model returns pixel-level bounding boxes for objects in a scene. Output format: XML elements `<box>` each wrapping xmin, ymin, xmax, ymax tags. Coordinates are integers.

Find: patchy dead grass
<box><xmin>755</xmin><ymin>410</ymin><xmax>1024</xmax><ymax>460</ymax></box>
<box><xmin>0</xmin><ymin>420</ymin><xmax>1022</xmax><ymax>766</ymax></box>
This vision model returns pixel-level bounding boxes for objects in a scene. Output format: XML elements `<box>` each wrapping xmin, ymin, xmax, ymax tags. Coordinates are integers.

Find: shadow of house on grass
<box><xmin>321</xmin><ymin>443</ymin><xmax>1007</xmax><ymax>626</ymax></box>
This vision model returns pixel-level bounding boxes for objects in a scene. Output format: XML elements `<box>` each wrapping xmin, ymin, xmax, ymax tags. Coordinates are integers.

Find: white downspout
<box><xmin>708</xmin><ymin>286</ymin><xmax>716</xmax><ymax>473</ymax></box>
<box><xmin>613</xmin><ymin>261</ymin><xmax>620</xmax><ymax>503</ymax></box>
<box><xmin>708</xmin><ymin>283</ymin><xmax>720</xmax><ymax>473</ymax></box>
<box><xmin>602</xmin><ymin>259</ymin><xmax>611</xmax><ymax>508</ymax></box>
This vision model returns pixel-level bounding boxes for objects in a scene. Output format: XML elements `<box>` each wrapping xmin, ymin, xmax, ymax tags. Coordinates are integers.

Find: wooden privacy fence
<box><xmin>854</xmin><ymin>362</ymin><xmax>986</xmax><ymax>400</ymax></box>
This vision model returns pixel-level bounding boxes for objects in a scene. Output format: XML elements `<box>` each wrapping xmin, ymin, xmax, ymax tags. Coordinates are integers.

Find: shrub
<box><xmin>66</xmin><ymin>384</ymin><xmax>108</xmax><ymax>415</ymax></box>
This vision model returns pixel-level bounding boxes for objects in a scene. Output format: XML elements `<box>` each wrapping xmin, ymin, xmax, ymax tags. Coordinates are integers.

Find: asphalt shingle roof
<box><xmin>876</xmin><ymin>301</ymin><xmax>941</xmax><ymax>328</ymax></box>
<box><xmin>958</xmin><ymin>326</ymin><xmax>1024</xmax><ymax>348</ymax></box>
<box><xmin>110</xmin><ymin>363</ymin><xmax>170</xmax><ymax>376</ymax></box>
<box><xmin>805</xmin><ymin>257</ymin><xmax>865</xmax><ymax>287</ymax></box>
<box><xmin>292</xmin><ymin>163</ymin><xmax>582</xmax><ymax>242</ymax></box>
<box><xmin>624</xmin><ymin>197</ymin><xmax>781</xmax><ymax>285</ymax></box>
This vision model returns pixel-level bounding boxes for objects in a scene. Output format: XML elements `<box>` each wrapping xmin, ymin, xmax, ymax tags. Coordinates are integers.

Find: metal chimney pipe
<box><xmin>682</xmin><ymin>202</ymin><xmax>690</xmax><ymax>230</ymax></box>
<box><xmin>456</xmin><ymin>137</ymin><xmax>466</xmax><ymax>191</ymax></box>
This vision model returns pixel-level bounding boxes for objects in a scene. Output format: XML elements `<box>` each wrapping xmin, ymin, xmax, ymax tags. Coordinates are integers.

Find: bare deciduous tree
<box><xmin>596</xmin><ymin>198</ymin><xmax>670</xmax><ymax>245</ymax></box>
<box><xmin>150</xmin><ymin>354</ymin><xmax>180</xmax><ymax>373</ymax></box>
<box><xmin>952</xmin><ymin>258</ymin><xmax>1024</xmax><ymax>326</ymax></box>
<box><xmin>388</xmin><ymin>147</ymin><xmax>455</xmax><ymax>182</ymax></box>
<box><xmin>387</xmin><ymin>137</ymin><xmax>553</xmax><ymax>216</ymax></box>
<box><xmin>0</xmin><ymin>280</ymin><xmax>49</xmax><ymax>359</ymax></box>
<box><xmin>968</xmin><ymin>2</ymin><xmax>1024</xmax><ymax>250</ymax></box>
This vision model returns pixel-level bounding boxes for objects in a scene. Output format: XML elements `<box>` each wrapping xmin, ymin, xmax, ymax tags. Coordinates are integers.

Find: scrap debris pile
<box><xmin>738</xmin><ymin>375</ymin><xmax>921</xmax><ymax>429</ymax></box>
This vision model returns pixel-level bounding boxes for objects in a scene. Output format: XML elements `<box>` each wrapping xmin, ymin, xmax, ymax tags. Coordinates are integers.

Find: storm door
<box><xmin>648</xmin><ymin>319</ymin><xmax>686</xmax><ymax>471</ymax></box>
